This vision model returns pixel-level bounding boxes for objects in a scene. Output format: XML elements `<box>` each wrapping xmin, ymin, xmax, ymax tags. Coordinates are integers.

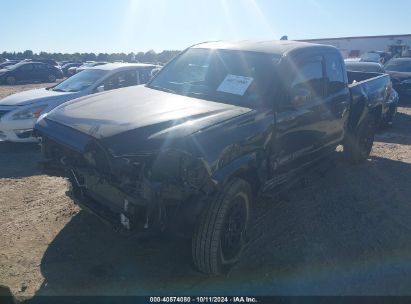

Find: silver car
<box><xmin>0</xmin><ymin>63</ymin><xmax>159</xmax><ymax>142</ymax></box>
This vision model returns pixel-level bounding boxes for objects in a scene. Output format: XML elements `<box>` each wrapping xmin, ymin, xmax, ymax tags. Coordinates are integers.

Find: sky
<box><xmin>1</xmin><ymin>0</ymin><xmax>411</xmax><ymax>54</ymax></box>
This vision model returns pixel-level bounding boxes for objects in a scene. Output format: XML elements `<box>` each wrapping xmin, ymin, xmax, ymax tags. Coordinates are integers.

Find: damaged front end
<box><xmin>39</xmin><ymin>134</ymin><xmax>216</xmax><ymax>235</ymax></box>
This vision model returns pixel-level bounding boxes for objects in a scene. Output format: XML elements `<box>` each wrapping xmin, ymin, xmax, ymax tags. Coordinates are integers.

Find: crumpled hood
<box><xmin>0</xmin><ymin>88</ymin><xmax>80</xmax><ymax>106</ymax></box>
<box><xmin>42</xmin><ymin>86</ymin><xmax>252</xmax><ymax>151</ymax></box>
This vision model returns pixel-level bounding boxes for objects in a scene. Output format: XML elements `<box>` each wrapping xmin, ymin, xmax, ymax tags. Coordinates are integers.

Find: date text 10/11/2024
<box><xmin>149</xmin><ymin>297</ymin><xmax>258</xmax><ymax>303</ymax></box>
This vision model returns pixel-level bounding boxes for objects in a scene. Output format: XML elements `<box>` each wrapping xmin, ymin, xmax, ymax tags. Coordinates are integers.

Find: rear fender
<box><xmin>348</xmin><ymin>88</ymin><xmax>381</xmax><ymax>133</ymax></box>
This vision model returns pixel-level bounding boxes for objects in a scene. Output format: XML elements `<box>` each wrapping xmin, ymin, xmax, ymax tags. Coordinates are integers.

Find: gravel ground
<box><xmin>0</xmin><ymin>83</ymin><xmax>411</xmax><ymax>300</ymax></box>
<box><xmin>0</xmin><ymin>82</ymin><xmax>58</xmax><ymax>98</ymax></box>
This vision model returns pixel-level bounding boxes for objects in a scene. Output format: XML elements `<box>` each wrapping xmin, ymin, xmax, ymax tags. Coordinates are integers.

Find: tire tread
<box><xmin>192</xmin><ymin>178</ymin><xmax>250</xmax><ymax>275</ymax></box>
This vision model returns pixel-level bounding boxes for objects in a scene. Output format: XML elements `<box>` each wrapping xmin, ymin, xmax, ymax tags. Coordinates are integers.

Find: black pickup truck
<box><xmin>35</xmin><ymin>41</ymin><xmax>392</xmax><ymax>275</ymax></box>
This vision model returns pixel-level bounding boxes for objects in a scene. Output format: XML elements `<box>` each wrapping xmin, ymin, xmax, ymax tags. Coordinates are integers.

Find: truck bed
<box><xmin>347</xmin><ymin>71</ymin><xmax>391</xmax><ymax>130</ymax></box>
<box><xmin>347</xmin><ymin>71</ymin><xmax>385</xmax><ymax>85</ymax></box>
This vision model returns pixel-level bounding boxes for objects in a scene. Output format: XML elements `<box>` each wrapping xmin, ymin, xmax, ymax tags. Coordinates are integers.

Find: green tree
<box><xmin>22</xmin><ymin>50</ymin><xmax>33</xmax><ymax>58</ymax></box>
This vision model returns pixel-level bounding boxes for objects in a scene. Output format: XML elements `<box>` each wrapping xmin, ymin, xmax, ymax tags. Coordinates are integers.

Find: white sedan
<box><xmin>0</xmin><ymin>63</ymin><xmax>159</xmax><ymax>142</ymax></box>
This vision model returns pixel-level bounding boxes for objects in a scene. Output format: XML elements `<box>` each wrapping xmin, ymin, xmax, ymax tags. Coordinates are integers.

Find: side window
<box><xmin>34</xmin><ymin>63</ymin><xmax>46</xmax><ymax>70</ymax></box>
<box><xmin>325</xmin><ymin>54</ymin><xmax>345</xmax><ymax>95</ymax></box>
<box><xmin>19</xmin><ymin>64</ymin><xmax>34</xmax><ymax>71</ymax></box>
<box><xmin>291</xmin><ymin>58</ymin><xmax>324</xmax><ymax>100</ymax></box>
<box><xmin>103</xmin><ymin>70</ymin><xmax>138</xmax><ymax>91</ymax></box>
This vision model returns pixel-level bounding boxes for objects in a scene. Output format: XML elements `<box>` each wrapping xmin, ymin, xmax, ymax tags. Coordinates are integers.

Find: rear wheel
<box><xmin>192</xmin><ymin>178</ymin><xmax>251</xmax><ymax>275</ymax></box>
<box><xmin>6</xmin><ymin>76</ymin><xmax>16</xmax><ymax>85</ymax></box>
<box><xmin>344</xmin><ymin>114</ymin><xmax>376</xmax><ymax>163</ymax></box>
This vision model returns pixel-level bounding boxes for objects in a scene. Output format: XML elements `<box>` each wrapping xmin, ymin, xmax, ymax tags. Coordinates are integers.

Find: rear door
<box><xmin>34</xmin><ymin>63</ymin><xmax>48</xmax><ymax>81</ymax></box>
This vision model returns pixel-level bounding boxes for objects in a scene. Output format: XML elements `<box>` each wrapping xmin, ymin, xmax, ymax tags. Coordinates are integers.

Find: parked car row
<box><xmin>0</xmin><ymin>59</ymin><xmax>119</xmax><ymax>84</ymax></box>
<box><xmin>0</xmin><ymin>63</ymin><xmax>159</xmax><ymax>142</ymax></box>
<box><xmin>384</xmin><ymin>58</ymin><xmax>411</xmax><ymax>101</ymax></box>
<box><xmin>67</xmin><ymin>61</ymin><xmax>108</xmax><ymax>76</ymax></box>
<box><xmin>346</xmin><ymin>50</ymin><xmax>411</xmax><ymax>102</ymax></box>
<box><xmin>0</xmin><ymin>61</ymin><xmax>64</xmax><ymax>85</ymax></box>
<box><xmin>61</xmin><ymin>62</ymin><xmax>82</xmax><ymax>77</ymax></box>
<box><xmin>28</xmin><ymin>40</ymin><xmax>392</xmax><ymax>275</ymax></box>
<box><xmin>361</xmin><ymin>51</ymin><xmax>392</xmax><ymax>64</ymax></box>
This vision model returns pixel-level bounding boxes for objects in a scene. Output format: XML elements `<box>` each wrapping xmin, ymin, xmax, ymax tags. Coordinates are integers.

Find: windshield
<box><xmin>360</xmin><ymin>52</ymin><xmax>380</xmax><ymax>62</ymax></box>
<box><xmin>0</xmin><ymin>64</ymin><xmax>14</xmax><ymax>69</ymax></box>
<box><xmin>148</xmin><ymin>48</ymin><xmax>278</xmax><ymax>108</ymax></box>
<box><xmin>6</xmin><ymin>62</ymin><xmax>26</xmax><ymax>70</ymax></box>
<box><xmin>53</xmin><ymin>69</ymin><xmax>108</xmax><ymax>92</ymax></box>
<box><xmin>384</xmin><ymin>59</ymin><xmax>411</xmax><ymax>72</ymax></box>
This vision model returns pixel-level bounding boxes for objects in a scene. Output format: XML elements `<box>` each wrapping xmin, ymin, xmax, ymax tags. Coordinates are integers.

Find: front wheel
<box><xmin>344</xmin><ymin>114</ymin><xmax>376</xmax><ymax>163</ymax></box>
<box><xmin>192</xmin><ymin>178</ymin><xmax>251</xmax><ymax>275</ymax></box>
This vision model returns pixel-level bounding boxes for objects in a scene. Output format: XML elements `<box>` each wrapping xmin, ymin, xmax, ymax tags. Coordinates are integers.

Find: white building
<box><xmin>299</xmin><ymin>34</ymin><xmax>411</xmax><ymax>58</ymax></box>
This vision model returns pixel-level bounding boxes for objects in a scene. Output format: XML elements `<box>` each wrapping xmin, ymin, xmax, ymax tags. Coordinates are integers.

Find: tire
<box><xmin>5</xmin><ymin>76</ymin><xmax>16</xmax><ymax>85</ymax></box>
<box><xmin>344</xmin><ymin>114</ymin><xmax>376</xmax><ymax>163</ymax></box>
<box><xmin>47</xmin><ymin>74</ymin><xmax>56</xmax><ymax>82</ymax></box>
<box><xmin>192</xmin><ymin>178</ymin><xmax>251</xmax><ymax>275</ymax></box>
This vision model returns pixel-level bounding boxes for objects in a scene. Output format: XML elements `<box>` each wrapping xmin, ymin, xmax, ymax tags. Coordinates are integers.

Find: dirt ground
<box><xmin>1</xmin><ymin>83</ymin><xmax>411</xmax><ymax>300</ymax></box>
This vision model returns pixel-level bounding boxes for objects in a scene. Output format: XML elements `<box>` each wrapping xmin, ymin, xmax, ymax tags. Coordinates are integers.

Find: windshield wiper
<box><xmin>52</xmin><ymin>88</ymin><xmax>67</xmax><ymax>92</ymax></box>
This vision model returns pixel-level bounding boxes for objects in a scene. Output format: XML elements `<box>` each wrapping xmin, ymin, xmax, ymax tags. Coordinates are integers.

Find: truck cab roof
<box><xmin>193</xmin><ymin>40</ymin><xmax>339</xmax><ymax>57</ymax></box>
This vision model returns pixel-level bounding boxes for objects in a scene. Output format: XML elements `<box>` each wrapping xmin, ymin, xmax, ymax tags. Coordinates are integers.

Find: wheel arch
<box><xmin>211</xmin><ymin>152</ymin><xmax>261</xmax><ymax>196</ymax></box>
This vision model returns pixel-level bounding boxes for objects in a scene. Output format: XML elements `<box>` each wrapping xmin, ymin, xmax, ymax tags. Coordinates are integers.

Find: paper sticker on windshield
<box><xmin>217</xmin><ymin>74</ymin><xmax>254</xmax><ymax>96</ymax></box>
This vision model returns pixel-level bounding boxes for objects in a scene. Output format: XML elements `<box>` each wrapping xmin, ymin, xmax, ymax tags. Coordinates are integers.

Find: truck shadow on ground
<box><xmin>24</xmin><ymin>154</ymin><xmax>411</xmax><ymax>298</ymax></box>
<box><xmin>0</xmin><ymin>142</ymin><xmax>42</xmax><ymax>178</ymax></box>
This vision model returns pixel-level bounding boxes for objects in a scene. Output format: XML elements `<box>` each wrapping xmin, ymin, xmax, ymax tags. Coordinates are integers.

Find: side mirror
<box><xmin>291</xmin><ymin>87</ymin><xmax>311</xmax><ymax>107</ymax></box>
<box><xmin>96</xmin><ymin>85</ymin><xmax>104</xmax><ymax>93</ymax></box>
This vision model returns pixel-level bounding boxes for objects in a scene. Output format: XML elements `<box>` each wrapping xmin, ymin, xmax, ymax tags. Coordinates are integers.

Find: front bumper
<box><xmin>68</xmin><ymin>175</ymin><xmax>148</xmax><ymax>232</ymax></box>
<box><xmin>68</xmin><ymin>167</ymin><xmax>177</xmax><ymax>233</ymax></box>
<box><xmin>37</xmin><ymin>122</ymin><xmax>210</xmax><ymax>234</ymax></box>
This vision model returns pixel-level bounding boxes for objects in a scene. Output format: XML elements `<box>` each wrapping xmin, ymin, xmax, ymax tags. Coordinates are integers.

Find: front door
<box><xmin>322</xmin><ymin>53</ymin><xmax>350</xmax><ymax>146</ymax></box>
<box><xmin>15</xmin><ymin>63</ymin><xmax>35</xmax><ymax>82</ymax></box>
<box><xmin>266</xmin><ymin>55</ymin><xmax>328</xmax><ymax>188</ymax></box>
